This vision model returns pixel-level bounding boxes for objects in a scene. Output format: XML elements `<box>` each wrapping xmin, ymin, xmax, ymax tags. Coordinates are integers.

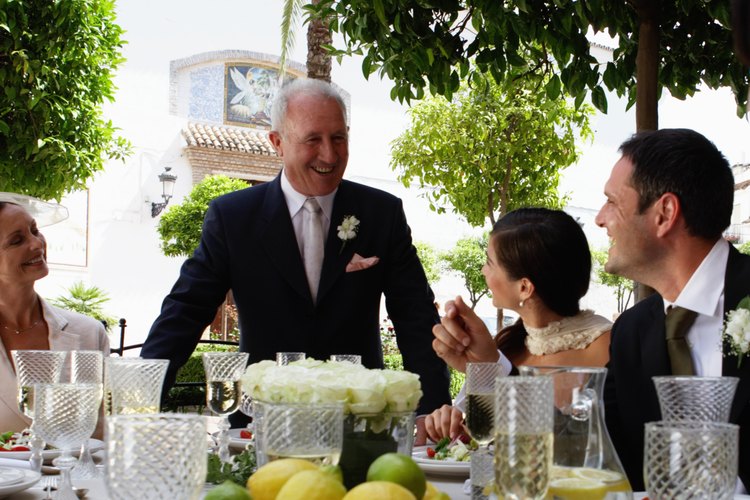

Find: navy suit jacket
<box><xmin>604</xmin><ymin>245</ymin><xmax>750</xmax><ymax>490</ymax></box>
<box><xmin>141</xmin><ymin>175</ymin><xmax>451</xmax><ymax>416</ymax></box>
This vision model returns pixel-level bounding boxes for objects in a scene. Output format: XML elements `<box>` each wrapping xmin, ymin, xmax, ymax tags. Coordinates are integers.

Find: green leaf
<box><xmin>372</xmin><ymin>0</ymin><xmax>387</xmax><ymax>26</ymax></box>
<box><xmin>591</xmin><ymin>86</ymin><xmax>608</xmax><ymax>113</ymax></box>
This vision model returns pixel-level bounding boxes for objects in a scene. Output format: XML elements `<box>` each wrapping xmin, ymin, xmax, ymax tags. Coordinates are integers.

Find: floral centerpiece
<box><xmin>240</xmin><ymin>358</ymin><xmax>422</xmax><ymax>488</ymax></box>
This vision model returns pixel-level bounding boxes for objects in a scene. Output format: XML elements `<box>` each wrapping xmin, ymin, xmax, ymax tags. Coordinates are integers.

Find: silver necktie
<box><xmin>302</xmin><ymin>198</ymin><xmax>324</xmax><ymax>302</ymax></box>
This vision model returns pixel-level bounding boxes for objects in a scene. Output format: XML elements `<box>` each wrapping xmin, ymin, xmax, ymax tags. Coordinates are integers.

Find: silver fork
<box><xmin>38</xmin><ymin>475</ymin><xmax>58</xmax><ymax>499</ymax></box>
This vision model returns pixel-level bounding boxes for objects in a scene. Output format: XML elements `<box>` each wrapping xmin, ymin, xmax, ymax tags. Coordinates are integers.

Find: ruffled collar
<box><xmin>524</xmin><ymin>310</ymin><xmax>612</xmax><ymax>356</ymax></box>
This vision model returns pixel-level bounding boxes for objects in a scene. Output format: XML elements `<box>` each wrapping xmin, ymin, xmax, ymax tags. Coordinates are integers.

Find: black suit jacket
<box><xmin>141</xmin><ymin>176</ymin><xmax>451</xmax><ymax>416</ymax></box>
<box><xmin>604</xmin><ymin>245</ymin><xmax>750</xmax><ymax>490</ymax></box>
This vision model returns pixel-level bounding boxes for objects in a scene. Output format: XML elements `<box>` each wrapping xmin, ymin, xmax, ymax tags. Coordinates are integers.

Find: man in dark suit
<box><xmin>140</xmin><ymin>79</ymin><xmax>451</xmax><ymax>437</ymax></box>
<box><xmin>595</xmin><ymin>128</ymin><xmax>750</xmax><ymax>491</ymax></box>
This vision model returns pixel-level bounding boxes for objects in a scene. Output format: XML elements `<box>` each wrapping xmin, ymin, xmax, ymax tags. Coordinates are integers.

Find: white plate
<box><xmin>227</xmin><ymin>428</ymin><xmax>253</xmax><ymax>452</ymax></box>
<box><xmin>0</xmin><ymin>467</ymin><xmax>24</xmax><ymax>487</ymax></box>
<box><xmin>0</xmin><ymin>468</ymin><xmax>40</xmax><ymax>499</ymax></box>
<box><xmin>0</xmin><ymin>438</ymin><xmax>104</xmax><ymax>462</ymax></box>
<box><xmin>411</xmin><ymin>447</ymin><xmax>470</xmax><ymax>477</ymax></box>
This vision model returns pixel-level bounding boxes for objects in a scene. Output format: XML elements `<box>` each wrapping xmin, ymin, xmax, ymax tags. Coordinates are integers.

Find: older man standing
<box><xmin>595</xmin><ymin>128</ymin><xmax>750</xmax><ymax>491</ymax></box>
<box><xmin>141</xmin><ymin>78</ymin><xmax>451</xmax><ymax>436</ymax></box>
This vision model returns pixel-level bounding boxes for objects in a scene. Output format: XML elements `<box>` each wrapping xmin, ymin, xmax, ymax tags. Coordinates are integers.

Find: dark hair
<box><xmin>492</xmin><ymin>208</ymin><xmax>592</xmax><ymax>352</ymax></box>
<box><xmin>620</xmin><ymin>128</ymin><xmax>733</xmax><ymax>240</ymax></box>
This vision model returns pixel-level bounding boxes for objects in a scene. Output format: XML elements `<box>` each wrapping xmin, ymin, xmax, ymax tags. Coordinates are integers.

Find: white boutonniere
<box><xmin>337</xmin><ymin>215</ymin><xmax>359</xmax><ymax>253</ymax></box>
<box><xmin>723</xmin><ymin>295</ymin><xmax>750</xmax><ymax>368</ymax></box>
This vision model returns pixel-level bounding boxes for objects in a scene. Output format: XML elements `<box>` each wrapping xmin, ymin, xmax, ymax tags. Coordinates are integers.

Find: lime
<box><xmin>319</xmin><ymin>464</ymin><xmax>344</xmax><ymax>484</ymax></box>
<box><xmin>276</xmin><ymin>469</ymin><xmax>347</xmax><ymax>500</ymax></box>
<box><xmin>342</xmin><ymin>481</ymin><xmax>417</xmax><ymax>500</ymax></box>
<box><xmin>204</xmin><ymin>480</ymin><xmax>252</xmax><ymax>500</ymax></box>
<box><xmin>366</xmin><ymin>453</ymin><xmax>426</xmax><ymax>499</ymax></box>
<box><xmin>247</xmin><ymin>458</ymin><xmax>318</xmax><ymax>500</ymax></box>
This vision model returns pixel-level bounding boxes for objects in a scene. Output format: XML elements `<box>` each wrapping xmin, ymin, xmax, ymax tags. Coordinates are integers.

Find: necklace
<box><xmin>0</xmin><ymin>317</ymin><xmax>43</xmax><ymax>335</ymax></box>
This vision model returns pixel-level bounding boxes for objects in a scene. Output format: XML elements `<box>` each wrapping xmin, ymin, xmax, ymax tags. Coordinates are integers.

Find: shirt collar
<box><xmin>665</xmin><ymin>238</ymin><xmax>729</xmax><ymax>317</ymax></box>
<box><xmin>280</xmin><ymin>170</ymin><xmax>337</xmax><ymax>221</ymax></box>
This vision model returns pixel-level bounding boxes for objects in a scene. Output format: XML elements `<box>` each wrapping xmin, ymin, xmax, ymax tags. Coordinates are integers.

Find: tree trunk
<box><xmin>306</xmin><ymin>0</ymin><xmax>332</xmax><ymax>82</ymax></box>
<box><xmin>632</xmin><ymin>0</ymin><xmax>659</xmax><ymax>302</ymax></box>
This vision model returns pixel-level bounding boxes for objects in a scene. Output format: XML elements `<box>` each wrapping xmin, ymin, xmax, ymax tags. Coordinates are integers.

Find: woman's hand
<box><xmin>432</xmin><ymin>296</ymin><xmax>499</xmax><ymax>372</ymax></box>
<box><xmin>424</xmin><ymin>404</ymin><xmax>466</xmax><ymax>444</ymax></box>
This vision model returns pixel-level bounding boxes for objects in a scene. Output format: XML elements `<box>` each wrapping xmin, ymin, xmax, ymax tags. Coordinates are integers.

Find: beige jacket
<box><xmin>0</xmin><ymin>297</ymin><xmax>110</xmax><ymax>432</ymax></box>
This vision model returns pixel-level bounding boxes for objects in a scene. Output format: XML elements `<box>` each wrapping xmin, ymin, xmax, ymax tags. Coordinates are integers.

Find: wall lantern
<box><xmin>151</xmin><ymin>166</ymin><xmax>177</xmax><ymax>217</ymax></box>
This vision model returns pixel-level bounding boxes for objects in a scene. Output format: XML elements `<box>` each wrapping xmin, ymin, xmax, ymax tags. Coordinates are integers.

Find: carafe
<box><xmin>518</xmin><ymin>366</ymin><xmax>632</xmax><ymax>500</ymax></box>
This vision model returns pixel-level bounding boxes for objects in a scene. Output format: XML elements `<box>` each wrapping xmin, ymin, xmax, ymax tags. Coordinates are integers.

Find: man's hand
<box><xmin>431</xmin><ymin>296</ymin><xmax>499</xmax><ymax>372</ymax></box>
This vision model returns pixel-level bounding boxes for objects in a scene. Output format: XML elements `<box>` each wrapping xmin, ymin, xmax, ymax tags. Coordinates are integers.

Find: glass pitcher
<box><xmin>518</xmin><ymin>366</ymin><xmax>632</xmax><ymax>500</ymax></box>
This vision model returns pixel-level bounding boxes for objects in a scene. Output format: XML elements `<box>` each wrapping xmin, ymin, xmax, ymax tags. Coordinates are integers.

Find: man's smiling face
<box><xmin>269</xmin><ymin>93</ymin><xmax>349</xmax><ymax>196</ymax></box>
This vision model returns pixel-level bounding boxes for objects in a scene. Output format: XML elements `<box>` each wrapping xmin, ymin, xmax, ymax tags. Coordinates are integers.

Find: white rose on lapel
<box><xmin>723</xmin><ymin>295</ymin><xmax>750</xmax><ymax>368</ymax></box>
<box><xmin>337</xmin><ymin>215</ymin><xmax>359</xmax><ymax>253</ymax></box>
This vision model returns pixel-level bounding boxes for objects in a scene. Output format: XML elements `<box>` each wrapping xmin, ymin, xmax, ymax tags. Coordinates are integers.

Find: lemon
<box><xmin>276</xmin><ymin>469</ymin><xmax>347</xmax><ymax>500</ymax></box>
<box><xmin>546</xmin><ymin>477</ymin><xmax>606</xmax><ymax>500</ymax></box>
<box><xmin>343</xmin><ymin>481</ymin><xmax>417</xmax><ymax>500</ymax></box>
<box><xmin>246</xmin><ymin>458</ymin><xmax>318</xmax><ymax>500</ymax></box>
<box><xmin>366</xmin><ymin>453</ymin><xmax>426</xmax><ymax>499</ymax></box>
<box><xmin>204</xmin><ymin>480</ymin><xmax>252</xmax><ymax>500</ymax></box>
<box><xmin>319</xmin><ymin>464</ymin><xmax>344</xmax><ymax>484</ymax></box>
<box><xmin>422</xmin><ymin>481</ymin><xmax>450</xmax><ymax>500</ymax></box>
<box><xmin>572</xmin><ymin>467</ymin><xmax>624</xmax><ymax>483</ymax></box>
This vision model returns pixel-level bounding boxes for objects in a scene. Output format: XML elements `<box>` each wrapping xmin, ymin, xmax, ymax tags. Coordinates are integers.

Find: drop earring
<box><xmin>519</xmin><ymin>300</ymin><xmax>524</xmax><ymax>308</ymax></box>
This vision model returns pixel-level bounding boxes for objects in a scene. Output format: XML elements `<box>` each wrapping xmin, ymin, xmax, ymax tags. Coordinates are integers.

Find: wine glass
<box><xmin>329</xmin><ymin>354</ymin><xmax>362</xmax><ymax>364</ymax></box>
<box><xmin>202</xmin><ymin>351</ymin><xmax>249</xmax><ymax>463</ymax></box>
<box><xmin>104</xmin><ymin>357</ymin><xmax>169</xmax><ymax>415</ymax></box>
<box><xmin>69</xmin><ymin>350</ymin><xmax>104</xmax><ymax>479</ymax></box>
<box><xmin>276</xmin><ymin>352</ymin><xmax>305</xmax><ymax>365</ymax></box>
<box><xmin>10</xmin><ymin>349</ymin><xmax>66</xmax><ymax>472</ymax></box>
<box><xmin>465</xmin><ymin>361</ymin><xmax>501</xmax><ymax>493</ymax></box>
<box><xmin>33</xmin><ymin>383</ymin><xmax>102</xmax><ymax>500</ymax></box>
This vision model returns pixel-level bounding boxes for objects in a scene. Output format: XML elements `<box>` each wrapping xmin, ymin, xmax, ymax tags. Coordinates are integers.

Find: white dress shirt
<box><xmin>280</xmin><ymin>171</ymin><xmax>337</xmax><ymax>255</ymax></box>
<box><xmin>664</xmin><ymin>238</ymin><xmax>728</xmax><ymax>377</ymax></box>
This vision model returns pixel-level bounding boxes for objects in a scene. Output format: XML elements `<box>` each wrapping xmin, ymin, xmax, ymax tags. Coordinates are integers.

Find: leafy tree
<box><xmin>414</xmin><ymin>241</ymin><xmax>441</xmax><ymax>284</ymax></box>
<box><xmin>738</xmin><ymin>242</ymin><xmax>750</xmax><ymax>256</ymax></box>
<box><xmin>392</xmin><ymin>71</ymin><xmax>592</xmax><ymax>227</ymax></box>
<box><xmin>592</xmin><ymin>248</ymin><xmax>634</xmax><ymax>313</ymax></box>
<box><xmin>48</xmin><ymin>281</ymin><xmax>118</xmax><ymax>331</ymax></box>
<box><xmin>0</xmin><ymin>0</ymin><xmax>131</xmax><ymax>200</ymax></box>
<box><xmin>158</xmin><ymin>175</ymin><xmax>248</xmax><ymax>257</ymax></box>
<box><xmin>441</xmin><ymin>235</ymin><xmax>489</xmax><ymax>310</ymax></box>
<box><xmin>310</xmin><ymin>0</ymin><xmax>749</xmax><ymax>129</ymax></box>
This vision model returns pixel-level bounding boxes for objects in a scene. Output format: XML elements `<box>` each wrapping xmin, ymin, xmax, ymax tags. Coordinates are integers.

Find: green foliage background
<box><xmin>48</xmin><ymin>281</ymin><xmax>118</xmax><ymax>331</ymax></box>
<box><xmin>441</xmin><ymin>235</ymin><xmax>490</xmax><ymax>310</ymax></box>
<box><xmin>0</xmin><ymin>0</ymin><xmax>131</xmax><ymax>200</ymax></box>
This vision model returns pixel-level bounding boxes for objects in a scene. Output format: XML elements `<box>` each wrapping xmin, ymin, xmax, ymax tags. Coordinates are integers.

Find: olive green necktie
<box><xmin>665</xmin><ymin>306</ymin><xmax>698</xmax><ymax>375</ymax></box>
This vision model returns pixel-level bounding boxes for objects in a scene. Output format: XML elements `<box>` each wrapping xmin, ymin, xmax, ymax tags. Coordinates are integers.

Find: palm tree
<box><xmin>279</xmin><ymin>0</ymin><xmax>331</xmax><ymax>82</ymax></box>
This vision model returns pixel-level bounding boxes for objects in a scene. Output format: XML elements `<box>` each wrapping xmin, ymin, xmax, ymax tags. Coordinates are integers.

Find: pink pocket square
<box><xmin>346</xmin><ymin>253</ymin><xmax>380</xmax><ymax>272</ymax></box>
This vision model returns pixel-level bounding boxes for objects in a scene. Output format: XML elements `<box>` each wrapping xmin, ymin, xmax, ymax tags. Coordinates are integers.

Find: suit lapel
<box><xmin>260</xmin><ymin>176</ymin><xmax>311</xmax><ymax>301</ymax></box>
<box><xmin>317</xmin><ymin>181</ymin><xmax>358</xmax><ymax>303</ymax></box>
<box><xmin>721</xmin><ymin>246</ymin><xmax>750</xmax><ymax>421</ymax></box>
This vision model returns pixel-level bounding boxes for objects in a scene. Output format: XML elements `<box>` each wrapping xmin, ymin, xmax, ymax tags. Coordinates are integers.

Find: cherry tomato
<box><xmin>10</xmin><ymin>446</ymin><xmax>30</xmax><ymax>451</ymax></box>
<box><xmin>426</xmin><ymin>447</ymin><xmax>436</xmax><ymax>458</ymax></box>
<box><xmin>239</xmin><ymin>430</ymin><xmax>253</xmax><ymax>440</ymax></box>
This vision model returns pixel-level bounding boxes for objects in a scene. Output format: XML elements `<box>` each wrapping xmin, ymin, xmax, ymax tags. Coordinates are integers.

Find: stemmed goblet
<box><xmin>33</xmin><ymin>383</ymin><xmax>102</xmax><ymax>500</ymax></box>
<box><xmin>69</xmin><ymin>350</ymin><xmax>104</xmax><ymax>479</ymax></box>
<box><xmin>202</xmin><ymin>352</ymin><xmax>248</xmax><ymax>463</ymax></box>
<box><xmin>465</xmin><ymin>363</ymin><xmax>501</xmax><ymax>497</ymax></box>
<box><xmin>10</xmin><ymin>349</ymin><xmax>66</xmax><ymax>472</ymax></box>
<box><xmin>329</xmin><ymin>354</ymin><xmax>361</xmax><ymax>364</ymax></box>
<box><xmin>104</xmin><ymin>357</ymin><xmax>169</xmax><ymax>415</ymax></box>
<box><xmin>276</xmin><ymin>352</ymin><xmax>305</xmax><ymax>365</ymax></box>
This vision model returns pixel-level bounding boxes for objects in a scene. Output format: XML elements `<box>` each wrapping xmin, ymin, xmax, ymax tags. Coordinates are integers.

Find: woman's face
<box><xmin>0</xmin><ymin>204</ymin><xmax>49</xmax><ymax>285</ymax></box>
<box><xmin>482</xmin><ymin>235</ymin><xmax>523</xmax><ymax>311</ymax></box>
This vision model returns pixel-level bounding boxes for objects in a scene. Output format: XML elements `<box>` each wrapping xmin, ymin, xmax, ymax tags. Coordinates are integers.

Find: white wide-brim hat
<box><xmin>0</xmin><ymin>192</ymin><xmax>69</xmax><ymax>227</ymax></box>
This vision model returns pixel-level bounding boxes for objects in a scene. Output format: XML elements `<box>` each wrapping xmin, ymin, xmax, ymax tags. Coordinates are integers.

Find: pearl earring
<box><xmin>519</xmin><ymin>300</ymin><xmax>524</xmax><ymax>308</ymax></box>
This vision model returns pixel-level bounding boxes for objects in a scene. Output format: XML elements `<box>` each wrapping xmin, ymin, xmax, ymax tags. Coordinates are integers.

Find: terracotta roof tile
<box><xmin>183</xmin><ymin>122</ymin><xmax>276</xmax><ymax>155</ymax></box>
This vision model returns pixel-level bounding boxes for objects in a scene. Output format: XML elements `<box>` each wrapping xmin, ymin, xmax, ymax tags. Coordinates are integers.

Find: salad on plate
<box><xmin>425</xmin><ymin>436</ymin><xmax>477</xmax><ymax>462</ymax></box>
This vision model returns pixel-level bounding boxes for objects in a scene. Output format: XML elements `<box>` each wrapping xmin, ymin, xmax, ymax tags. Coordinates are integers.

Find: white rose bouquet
<box><xmin>723</xmin><ymin>296</ymin><xmax>750</xmax><ymax>368</ymax></box>
<box><xmin>240</xmin><ymin>358</ymin><xmax>422</xmax><ymax>414</ymax></box>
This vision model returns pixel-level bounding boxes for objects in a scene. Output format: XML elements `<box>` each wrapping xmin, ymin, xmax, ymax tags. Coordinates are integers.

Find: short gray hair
<box><xmin>270</xmin><ymin>78</ymin><xmax>347</xmax><ymax>134</ymax></box>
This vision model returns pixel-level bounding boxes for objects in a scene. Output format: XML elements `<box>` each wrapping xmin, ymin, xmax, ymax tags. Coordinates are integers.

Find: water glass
<box><xmin>258</xmin><ymin>401</ymin><xmax>345</xmax><ymax>466</ymax></box>
<box><xmin>69</xmin><ymin>350</ymin><xmax>105</xmax><ymax>479</ymax></box>
<box><xmin>105</xmin><ymin>414</ymin><xmax>207</xmax><ymax>500</ymax></box>
<box><xmin>329</xmin><ymin>354</ymin><xmax>362</xmax><ymax>364</ymax></box>
<box><xmin>105</xmin><ymin>357</ymin><xmax>169</xmax><ymax>415</ymax></box>
<box><xmin>652</xmin><ymin>376</ymin><xmax>739</xmax><ymax>422</ymax></box>
<box><xmin>202</xmin><ymin>351</ymin><xmax>248</xmax><ymax>462</ymax></box>
<box><xmin>644</xmin><ymin>421</ymin><xmax>738</xmax><ymax>499</ymax></box>
<box><xmin>276</xmin><ymin>352</ymin><xmax>306</xmax><ymax>365</ymax></box>
<box><xmin>494</xmin><ymin>375</ymin><xmax>554</xmax><ymax>500</ymax></box>
<box><xmin>11</xmin><ymin>349</ymin><xmax>66</xmax><ymax>472</ymax></box>
<box><xmin>34</xmin><ymin>383</ymin><xmax>102</xmax><ymax>500</ymax></box>
<box><xmin>470</xmin><ymin>447</ymin><xmax>494</xmax><ymax>500</ymax></box>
